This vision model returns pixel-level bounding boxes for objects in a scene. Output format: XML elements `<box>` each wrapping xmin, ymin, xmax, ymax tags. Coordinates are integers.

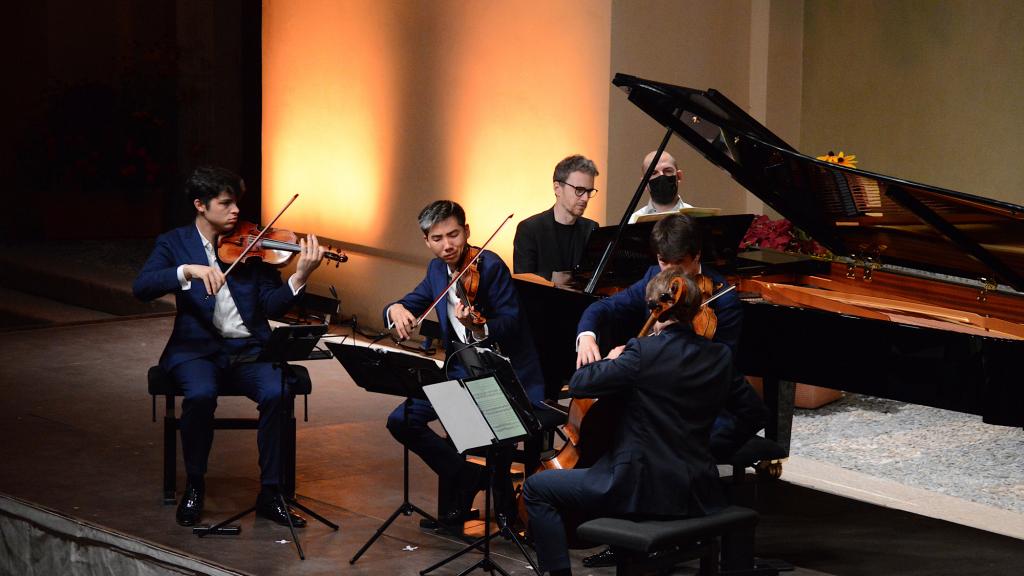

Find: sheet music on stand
<box><xmin>424</xmin><ymin>373</ymin><xmax>529</xmax><ymax>454</ymax></box>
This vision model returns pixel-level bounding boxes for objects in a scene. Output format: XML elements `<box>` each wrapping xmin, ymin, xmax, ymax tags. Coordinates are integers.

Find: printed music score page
<box><xmin>464</xmin><ymin>375</ymin><xmax>528</xmax><ymax>441</ymax></box>
<box><xmin>423</xmin><ymin>375</ymin><xmax>527</xmax><ymax>453</ymax></box>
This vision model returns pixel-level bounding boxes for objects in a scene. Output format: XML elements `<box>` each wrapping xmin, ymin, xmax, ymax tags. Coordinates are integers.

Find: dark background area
<box><xmin>2</xmin><ymin>0</ymin><xmax>262</xmax><ymax>241</ymax></box>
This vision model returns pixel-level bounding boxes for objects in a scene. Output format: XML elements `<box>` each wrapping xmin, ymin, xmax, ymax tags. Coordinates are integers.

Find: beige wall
<box><xmin>263</xmin><ymin>1</ymin><xmax>612</xmax><ymax>325</ymax></box>
<box><xmin>266</xmin><ymin>0</ymin><xmax>1023</xmax><ymax>328</ymax></box>
<box><xmin>607</xmin><ymin>0</ymin><xmax>805</xmax><ymax>220</ymax></box>
<box><xmin>801</xmin><ymin>0</ymin><xmax>1024</xmax><ymax>204</ymax></box>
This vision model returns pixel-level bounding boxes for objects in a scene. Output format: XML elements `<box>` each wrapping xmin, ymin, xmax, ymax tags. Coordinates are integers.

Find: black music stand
<box><xmin>196</xmin><ymin>324</ymin><xmax>339</xmax><ymax>561</ymax></box>
<box><xmin>327</xmin><ymin>342</ymin><xmax>448</xmax><ymax>565</ymax></box>
<box><xmin>417</xmin><ymin>372</ymin><xmax>541</xmax><ymax>576</ymax></box>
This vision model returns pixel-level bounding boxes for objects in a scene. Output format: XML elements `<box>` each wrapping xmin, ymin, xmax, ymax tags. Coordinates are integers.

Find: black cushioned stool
<box><xmin>576</xmin><ymin>505</ymin><xmax>776</xmax><ymax>576</ymax></box>
<box><xmin>148</xmin><ymin>364</ymin><xmax>312</xmax><ymax>504</ymax></box>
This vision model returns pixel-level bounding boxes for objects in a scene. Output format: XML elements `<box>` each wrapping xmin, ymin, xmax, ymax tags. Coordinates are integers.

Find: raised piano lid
<box><xmin>613</xmin><ymin>73</ymin><xmax>1024</xmax><ymax>293</ymax></box>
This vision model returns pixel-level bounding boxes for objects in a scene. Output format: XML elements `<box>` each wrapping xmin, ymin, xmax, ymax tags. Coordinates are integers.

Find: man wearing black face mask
<box><xmin>628</xmin><ymin>150</ymin><xmax>693</xmax><ymax>224</ymax></box>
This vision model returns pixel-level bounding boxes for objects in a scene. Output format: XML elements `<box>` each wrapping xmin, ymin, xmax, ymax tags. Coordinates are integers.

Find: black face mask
<box><xmin>648</xmin><ymin>175</ymin><xmax>678</xmax><ymax>205</ymax></box>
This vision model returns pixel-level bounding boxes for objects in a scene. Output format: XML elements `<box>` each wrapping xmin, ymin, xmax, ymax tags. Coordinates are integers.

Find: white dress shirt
<box><xmin>628</xmin><ymin>196</ymin><xmax>694</xmax><ymax>224</ymax></box>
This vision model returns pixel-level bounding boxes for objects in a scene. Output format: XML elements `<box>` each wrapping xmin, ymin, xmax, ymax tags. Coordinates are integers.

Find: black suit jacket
<box><xmin>513</xmin><ymin>207</ymin><xmax>597</xmax><ymax>280</ymax></box>
<box><xmin>569</xmin><ymin>323</ymin><xmax>732</xmax><ymax>517</ymax></box>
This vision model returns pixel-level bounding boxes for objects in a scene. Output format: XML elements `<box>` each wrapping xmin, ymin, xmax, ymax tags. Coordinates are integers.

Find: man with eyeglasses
<box><xmin>513</xmin><ymin>155</ymin><xmax>599</xmax><ymax>281</ymax></box>
<box><xmin>627</xmin><ymin>150</ymin><xmax>693</xmax><ymax>224</ymax></box>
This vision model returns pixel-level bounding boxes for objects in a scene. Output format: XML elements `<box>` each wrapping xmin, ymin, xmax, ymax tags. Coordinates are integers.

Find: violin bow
<box><xmin>701</xmin><ymin>284</ymin><xmax>736</xmax><ymax>307</ymax></box>
<box><xmin>413</xmin><ymin>213</ymin><xmax>514</xmax><ymax>327</ymax></box>
<box><xmin>205</xmin><ymin>194</ymin><xmax>299</xmax><ymax>299</ymax></box>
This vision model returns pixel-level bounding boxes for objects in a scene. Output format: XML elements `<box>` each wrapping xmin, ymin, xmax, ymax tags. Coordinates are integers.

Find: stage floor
<box><xmin>1</xmin><ymin>316</ymin><xmax>1021</xmax><ymax>575</ymax></box>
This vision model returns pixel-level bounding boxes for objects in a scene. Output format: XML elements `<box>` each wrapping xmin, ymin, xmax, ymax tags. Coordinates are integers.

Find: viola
<box><xmin>453</xmin><ymin>245</ymin><xmax>487</xmax><ymax>326</ymax></box>
<box><xmin>216</xmin><ymin>221</ymin><xmax>348</xmax><ymax>267</ymax></box>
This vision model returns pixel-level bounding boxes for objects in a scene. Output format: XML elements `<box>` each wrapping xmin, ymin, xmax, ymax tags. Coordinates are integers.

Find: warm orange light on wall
<box><xmin>441</xmin><ymin>2</ymin><xmax>610</xmax><ymax>260</ymax></box>
<box><xmin>263</xmin><ymin>0</ymin><xmax>610</xmax><ymax>267</ymax></box>
<box><xmin>263</xmin><ymin>0</ymin><xmax>397</xmax><ymax>245</ymax></box>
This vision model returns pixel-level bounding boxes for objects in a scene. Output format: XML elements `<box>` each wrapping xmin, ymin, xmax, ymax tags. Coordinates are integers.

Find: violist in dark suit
<box><xmin>513</xmin><ymin>155</ymin><xmax>599</xmax><ymax>282</ymax></box>
<box><xmin>524</xmin><ymin>267</ymin><xmax>738</xmax><ymax>576</ymax></box>
<box><xmin>385</xmin><ymin>200</ymin><xmax>548</xmax><ymax>529</ymax></box>
<box><xmin>133</xmin><ymin>166</ymin><xmax>327</xmax><ymax>528</ymax></box>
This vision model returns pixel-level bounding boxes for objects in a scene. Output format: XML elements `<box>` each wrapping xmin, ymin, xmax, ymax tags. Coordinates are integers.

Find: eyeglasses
<box><xmin>557</xmin><ymin>181</ymin><xmax>598</xmax><ymax>198</ymax></box>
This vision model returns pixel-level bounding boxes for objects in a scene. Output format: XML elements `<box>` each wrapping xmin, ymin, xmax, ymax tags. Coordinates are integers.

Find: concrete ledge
<box><xmin>781</xmin><ymin>455</ymin><xmax>1024</xmax><ymax>541</ymax></box>
<box><xmin>0</xmin><ymin>493</ymin><xmax>246</xmax><ymax>576</ymax></box>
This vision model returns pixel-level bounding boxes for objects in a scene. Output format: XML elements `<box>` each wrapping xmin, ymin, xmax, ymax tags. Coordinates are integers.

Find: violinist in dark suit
<box><xmin>524</xmin><ymin>268</ymin><xmax>738</xmax><ymax>576</ymax></box>
<box><xmin>385</xmin><ymin>200</ymin><xmax>546</xmax><ymax>527</ymax></box>
<box><xmin>513</xmin><ymin>155</ymin><xmax>599</xmax><ymax>281</ymax></box>
<box><xmin>133</xmin><ymin>166</ymin><xmax>326</xmax><ymax>528</ymax></box>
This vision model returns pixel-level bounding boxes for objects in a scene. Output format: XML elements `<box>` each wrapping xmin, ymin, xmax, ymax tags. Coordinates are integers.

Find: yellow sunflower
<box><xmin>817</xmin><ymin>150</ymin><xmax>858</xmax><ymax>168</ymax></box>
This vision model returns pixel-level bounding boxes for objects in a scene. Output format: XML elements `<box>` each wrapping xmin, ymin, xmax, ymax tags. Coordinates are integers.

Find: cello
<box><xmin>518</xmin><ymin>271</ymin><xmax>731</xmax><ymax>532</ymax></box>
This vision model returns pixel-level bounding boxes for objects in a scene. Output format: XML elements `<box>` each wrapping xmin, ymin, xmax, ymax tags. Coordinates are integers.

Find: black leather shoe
<box><xmin>437</xmin><ymin>509</ymin><xmax>467</xmax><ymax>534</ymax></box>
<box><xmin>255</xmin><ymin>492</ymin><xmax>307</xmax><ymax>528</ymax></box>
<box><xmin>176</xmin><ymin>483</ymin><xmax>204</xmax><ymax>527</ymax></box>
<box><xmin>582</xmin><ymin>546</ymin><xmax>618</xmax><ymax>568</ymax></box>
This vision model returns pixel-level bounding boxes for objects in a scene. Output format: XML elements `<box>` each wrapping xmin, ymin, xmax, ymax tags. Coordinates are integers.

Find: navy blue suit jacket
<box><xmin>576</xmin><ymin>264</ymin><xmax>765</xmax><ymax>459</ymax></box>
<box><xmin>133</xmin><ymin>225</ymin><xmax>302</xmax><ymax>371</ymax></box>
<box><xmin>570</xmin><ymin>324</ymin><xmax>732</xmax><ymax>516</ymax></box>
<box><xmin>384</xmin><ymin>250</ymin><xmax>546</xmax><ymax>405</ymax></box>
<box><xmin>577</xmin><ymin>265</ymin><xmax>742</xmax><ymax>355</ymax></box>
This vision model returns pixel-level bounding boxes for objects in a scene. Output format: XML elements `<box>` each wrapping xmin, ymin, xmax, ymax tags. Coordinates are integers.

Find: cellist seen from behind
<box><xmin>522</xmin><ymin>267</ymin><xmax>738</xmax><ymax>576</ymax></box>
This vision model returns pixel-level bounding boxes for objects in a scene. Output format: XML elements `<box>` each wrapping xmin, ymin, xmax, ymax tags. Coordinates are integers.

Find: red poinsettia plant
<box><xmin>740</xmin><ymin>150</ymin><xmax>856</xmax><ymax>258</ymax></box>
<box><xmin>740</xmin><ymin>215</ymin><xmax>830</xmax><ymax>258</ymax></box>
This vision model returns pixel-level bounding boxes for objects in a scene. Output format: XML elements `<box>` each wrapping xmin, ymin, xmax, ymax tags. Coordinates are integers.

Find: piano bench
<box><xmin>147</xmin><ymin>364</ymin><xmax>312</xmax><ymax>505</ymax></box>
<box><xmin>576</xmin><ymin>506</ymin><xmax>776</xmax><ymax>576</ymax></box>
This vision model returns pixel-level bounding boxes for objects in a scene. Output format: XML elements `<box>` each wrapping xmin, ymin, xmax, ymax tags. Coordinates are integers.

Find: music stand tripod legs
<box><xmin>350</xmin><ymin>396</ymin><xmax>439</xmax><ymax>564</ymax></box>
<box><xmin>418</xmin><ymin>445</ymin><xmax>541</xmax><ymax>576</ymax></box>
<box><xmin>197</xmin><ymin>362</ymin><xmax>339</xmax><ymax>560</ymax></box>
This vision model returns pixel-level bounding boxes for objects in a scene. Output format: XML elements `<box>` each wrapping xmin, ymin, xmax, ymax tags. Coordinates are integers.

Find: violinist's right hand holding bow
<box><xmin>388</xmin><ymin>304</ymin><xmax>418</xmax><ymax>341</ymax></box>
<box><xmin>183</xmin><ymin>265</ymin><xmax>226</xmax><ymax>296</ymax></box>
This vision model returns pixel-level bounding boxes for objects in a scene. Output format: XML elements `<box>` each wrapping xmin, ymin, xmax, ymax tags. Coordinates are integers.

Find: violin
<box><xmin>217</xmin><ymin>221</ymin><xmax>348</xmax><ymax>267</ymax></box>
<box><xmin>453</xmin><ymin>245</ymin><xmax>487</xmax><ymax>326</ymax></box>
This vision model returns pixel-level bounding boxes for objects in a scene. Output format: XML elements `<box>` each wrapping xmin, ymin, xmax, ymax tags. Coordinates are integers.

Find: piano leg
<box><xmin>763</xmin><ymin>376</ymin><xmax>795</xmax><ymax>452</ymax></box>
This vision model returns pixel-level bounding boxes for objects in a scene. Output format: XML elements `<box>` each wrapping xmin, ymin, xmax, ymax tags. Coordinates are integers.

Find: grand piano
<box><xmin>514</xmin><ymin>74</ymin><xmax>1024</xmax><ymax>451</ymax></box>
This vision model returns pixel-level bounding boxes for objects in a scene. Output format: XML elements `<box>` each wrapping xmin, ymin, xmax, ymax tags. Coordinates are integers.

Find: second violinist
<box><xmin>385</xmin><ymin>200</ymin><xmax>547</xmax><ymax>530</ymax></box>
